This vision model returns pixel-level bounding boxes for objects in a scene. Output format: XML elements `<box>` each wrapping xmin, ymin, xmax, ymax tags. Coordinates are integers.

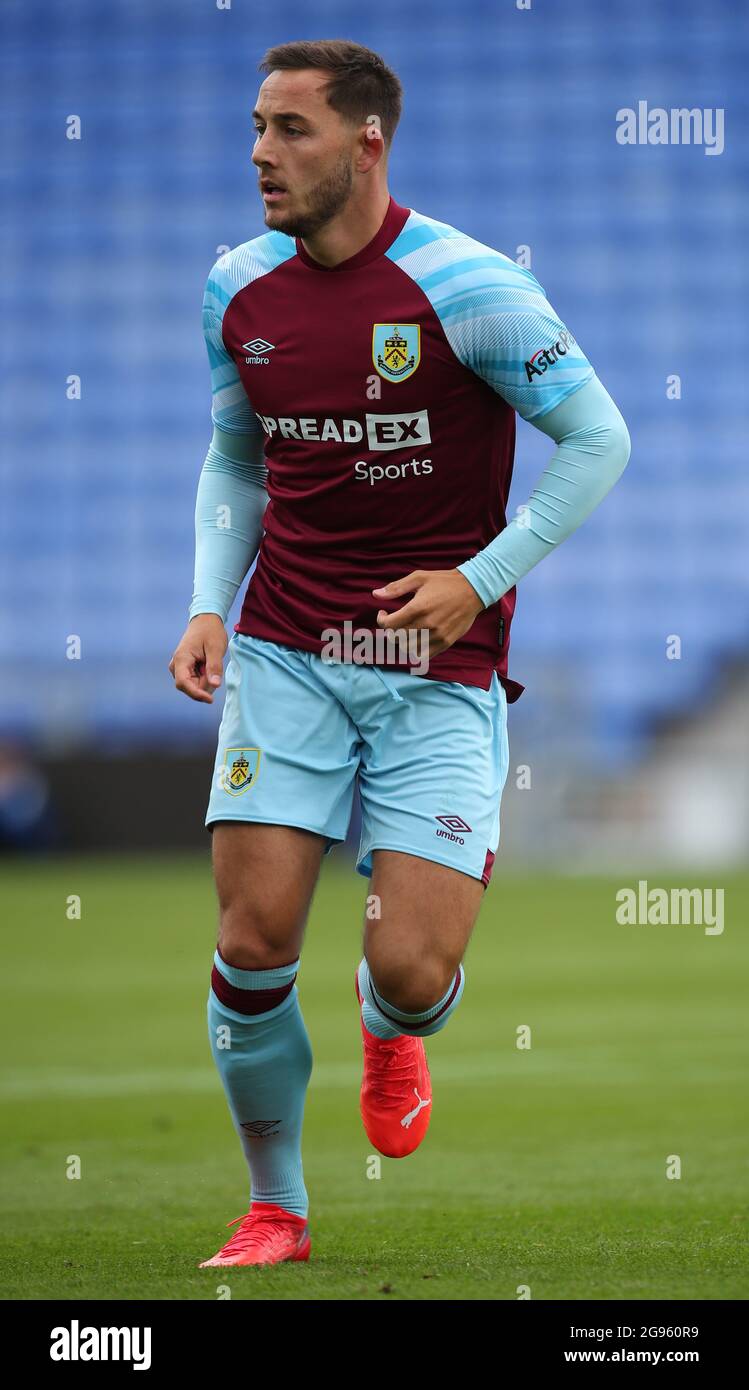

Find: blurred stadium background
<box><xmin>1</xmin><ymin>0</ymin><xmax>747</xmax><ymax>867</ymax></box>
<box><xmin>0</xmin><ymin>0</ymin><xmax>744</xmax><ymax>867</ymax></box>
<box><xmin>2</xmin><ymin>0</ymin><xmax>748</xmax><ymax>1304</ymax></box>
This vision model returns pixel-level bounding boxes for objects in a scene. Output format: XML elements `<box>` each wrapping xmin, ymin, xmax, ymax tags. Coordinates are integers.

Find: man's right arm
<box><xmin>170</xmin><ymin>425</ymin><xmax>267</xmax><ymax>704</ymax></box>
<box><xmin>169</xmin><ymin>262</ymin><xmax>268</xmax><ymax>703</ymax></box>
<box><xmin>189</xmin><ymin>422</ymin><xmax>268</xmax><ymax>623</ymax></box>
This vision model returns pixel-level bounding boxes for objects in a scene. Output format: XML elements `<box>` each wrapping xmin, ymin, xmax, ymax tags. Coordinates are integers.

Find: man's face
<box><xmin>252</xmin><ymin>70</ymin><xmax>356</xmax><ymax>238</ymax></box>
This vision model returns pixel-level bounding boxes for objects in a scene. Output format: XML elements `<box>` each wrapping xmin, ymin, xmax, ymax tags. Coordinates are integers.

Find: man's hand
<box><xmin>168</xmin><ymin>614</ymin><xmax>228</xmax><ymax>703</ymax></box>
<box><xmin>373</xmin><ymin>569</ymin><xmax>484</xmax><ymax>658</ymax></box>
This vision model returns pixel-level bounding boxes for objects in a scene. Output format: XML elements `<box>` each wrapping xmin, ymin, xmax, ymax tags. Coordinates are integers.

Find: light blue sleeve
<box><xmin>447</xmin><ymin>259</ymin><xmax>596</xmax><ymax>421</ymax></box>
<box><xmin>457</xmin><ymin>374</ymin><xmax>631</xmax><ymax>607</ymax></box>
<box><xmin>202</xmin><ymin>260</ymin><xmax>266</xmax><ymax>435</ymax></box>
<box><xmin>188</xmin><ymin>266</ymin><xmax>269</xmax><ymax>622</ymax></box>
<box><xmin>386</xmin><ymin>219</ymin><xmax>595</xmax><ymax>420</ymax></box>
<box><xmin>189</xmin><ymin>425</ymin><xmax>268</xmax><ymax>622</ymax></box>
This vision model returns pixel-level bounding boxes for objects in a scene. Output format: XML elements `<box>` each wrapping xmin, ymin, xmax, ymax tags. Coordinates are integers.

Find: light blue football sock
<box><xmin>357</xmin><ymin>956</ymin><xmax>465</xmax><ymax>1039</ymax></box>
<box><xmin>207</xmin><ymin>953</ymin><xmax>313</xmax><ymax>1218</ymax></box>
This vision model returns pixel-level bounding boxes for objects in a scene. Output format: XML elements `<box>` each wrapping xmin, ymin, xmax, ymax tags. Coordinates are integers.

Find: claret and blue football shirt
<box><xmin>202</xmin><ymin>196</ymin><xmax>595</xmax><ymax>698</ymax></box>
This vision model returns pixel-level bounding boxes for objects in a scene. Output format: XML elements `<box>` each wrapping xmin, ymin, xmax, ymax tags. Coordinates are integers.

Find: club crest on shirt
<box><xmin>221</xmin><ymin>747</ymin><xmax>261</xmax><ymax>796</ymax></box>
<box><xmin>372</xmin><ymin>323</ymin><xmax>421</xmax><ymax>383</ymax></box>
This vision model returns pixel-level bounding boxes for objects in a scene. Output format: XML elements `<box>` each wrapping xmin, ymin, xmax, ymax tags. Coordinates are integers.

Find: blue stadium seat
<box><xmin>0</xmin><ymin>0</ymin><xmax>746</xmax><ymax>767</ymax></box>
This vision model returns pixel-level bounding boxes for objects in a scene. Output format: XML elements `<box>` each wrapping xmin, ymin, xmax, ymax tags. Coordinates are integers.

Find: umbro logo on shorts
<box><xmin>434</xmin><ymin>814</ymin><xmax>472</xmax><ymax>846</ymax></box>
<box><xmin>436</xmin><ymin>815</ymin><xmax>472</xmax><ymax>833</ymax></box>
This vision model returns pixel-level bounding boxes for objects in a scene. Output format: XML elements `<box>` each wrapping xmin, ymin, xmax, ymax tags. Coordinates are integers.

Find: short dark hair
<box><xmin>259</xmin><ymin>39</ymin><xmax>403</xmax><ymax>148</ymax></box>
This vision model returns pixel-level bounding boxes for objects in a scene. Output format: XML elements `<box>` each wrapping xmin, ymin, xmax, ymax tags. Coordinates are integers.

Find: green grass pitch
<box><xmin>1</xmin><ymin>854</ymin><xmax>747</xmax><ymax>1301</ymax></box>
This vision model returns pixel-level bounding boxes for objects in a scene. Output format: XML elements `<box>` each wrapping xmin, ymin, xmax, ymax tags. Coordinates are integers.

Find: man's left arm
<box><xmin>455</xmin><ymin>373</ymin><xmax>630</xmax><ymax>609</ymax></box>
<box><xmin>374</xmin><ymin>261</ymin><xmax>630</xmax><ymax>650</ymax></box>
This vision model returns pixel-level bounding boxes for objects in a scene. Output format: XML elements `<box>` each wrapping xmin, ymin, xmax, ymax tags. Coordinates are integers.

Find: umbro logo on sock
<box><xmin>240</xmin><ymin>1120</ymin><xmax>281</xmax><ymax>1138</ymax></box>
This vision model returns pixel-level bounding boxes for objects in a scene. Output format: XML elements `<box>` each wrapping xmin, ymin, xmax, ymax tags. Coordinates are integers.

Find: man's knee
<box><xmin>217</xmin><ymin>900</ymin><xmax>300</xmax><ymax>971</ymax></box>
<box><xmin>211</xmin><ymin>823</ymin><xmax>321</xmax><ymax>969</ymax></box>
<box><xmin>367</xmin><ymin>952</ymin><xmax>460</xmax><ymax>1014</ymax></box>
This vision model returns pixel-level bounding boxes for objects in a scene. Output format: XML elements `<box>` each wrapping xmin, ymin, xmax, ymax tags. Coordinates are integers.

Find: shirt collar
<box><xmin>295</xmin><ymin>196</ymin><xmax>411</xmax><ymax>272</ymax></box>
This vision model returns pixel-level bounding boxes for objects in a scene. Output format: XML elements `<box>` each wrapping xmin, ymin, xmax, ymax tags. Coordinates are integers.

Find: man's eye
<box><xmin>285</xmin><ymin>127</ymin><xmax>303</xmax><ymax>137</ymax></box>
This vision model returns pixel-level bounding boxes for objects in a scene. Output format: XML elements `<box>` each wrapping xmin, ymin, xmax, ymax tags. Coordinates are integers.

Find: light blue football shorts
<box><xmin>205</xmin><ymin>633</ymin><xmax>510</xmax><ymax>887</ymax></box>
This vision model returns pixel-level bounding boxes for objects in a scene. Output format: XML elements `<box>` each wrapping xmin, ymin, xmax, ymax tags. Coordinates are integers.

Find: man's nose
<box><xmin>252</xmin><ymin>130</ymin><xmax>276</xmax><ymax>168</ymax></box>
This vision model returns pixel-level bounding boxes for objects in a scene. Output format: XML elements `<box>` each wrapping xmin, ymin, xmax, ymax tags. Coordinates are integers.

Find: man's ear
<box><xmin>356</xmin><ymin>117</ymin><xmax>386</xmax><ymax>172</ymax></box>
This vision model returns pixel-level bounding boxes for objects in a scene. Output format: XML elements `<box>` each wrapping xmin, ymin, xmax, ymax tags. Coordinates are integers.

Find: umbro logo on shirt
<box><xmin>243</xmin><ymin>337</ymin><xmax>275</xmax><ymax>364</ymax></box>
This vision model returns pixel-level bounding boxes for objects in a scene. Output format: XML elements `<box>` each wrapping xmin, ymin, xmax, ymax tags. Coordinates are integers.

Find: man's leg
<box><xmin>358</xmin><ymin>849</ymin><xmax>482</xmax><ymax>1039</ymax></box>
<box><xmin>212</xmin><ymin>821</ymin><xmax>324</xmax><ymax>968</ymax></box>
<box><xmin>348</xmin><ymin>667</ymin><xmax>508</xmax><ymax>1156</ymax></box>
<box><xmin>208</xmin><ymin>822</ymin><xmax>325</xmax><ymax>1216</ymax></box>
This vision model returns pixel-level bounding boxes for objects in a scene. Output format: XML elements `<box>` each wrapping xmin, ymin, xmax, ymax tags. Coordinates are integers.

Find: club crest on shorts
<box><xmin>222</xmin><ymin>747</ymin><xmax>261</xmax><ymax>796</ymax></box>
<box><xmin>372</xmin><ymin>323</ymin><xmax>421</xmax><ymax>382</ymax></box>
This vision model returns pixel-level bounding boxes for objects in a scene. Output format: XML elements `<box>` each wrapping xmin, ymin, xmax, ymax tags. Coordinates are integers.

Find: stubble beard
<box><xmin>264</xmin><ymin>154</ymin><xmax>354</xmax><ymax>238</ymax></box>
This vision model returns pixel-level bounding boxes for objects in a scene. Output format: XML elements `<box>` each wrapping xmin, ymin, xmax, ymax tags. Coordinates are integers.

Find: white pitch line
<box><xmin>0</xmin><ymin>1050</ymin><xmax>694</xmax><ymax>1101</ymax></box>
<box><xmin>0</xmin><ymin>1060</ymin><xmax>488</xmax><ymax>1100</ymax></box>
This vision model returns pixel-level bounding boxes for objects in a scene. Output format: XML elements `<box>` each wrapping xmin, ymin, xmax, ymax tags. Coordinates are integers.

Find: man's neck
<box><xmin>299</xmin><ymin>187</ymin><xmax>391</xmax><ymax>268</ymax></box>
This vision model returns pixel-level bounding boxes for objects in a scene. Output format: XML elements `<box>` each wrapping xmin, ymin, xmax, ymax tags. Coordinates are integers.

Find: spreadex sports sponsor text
<box><xmin>256</xmin><ymin>410</ymin><xmax>431</xmax><ymax>451</ymax></box>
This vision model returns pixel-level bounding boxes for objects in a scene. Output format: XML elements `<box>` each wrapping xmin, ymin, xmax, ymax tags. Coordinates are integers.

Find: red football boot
<box><xmin>355</xmin><ymin>971</ymin><xmax>432</xmax><ymax>1158</ymax></box>
<box><xmin>199</xmin><ymin>1201</ymin><xmax>311</xmax><ymax>1267</ymax></box>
